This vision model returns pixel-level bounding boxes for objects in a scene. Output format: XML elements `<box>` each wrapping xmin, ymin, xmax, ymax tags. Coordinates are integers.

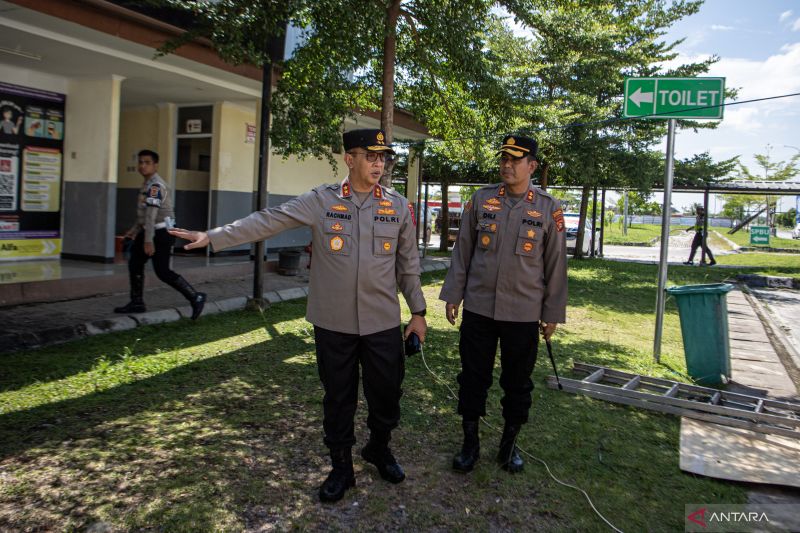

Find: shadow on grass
<box><xmin>0</xmin><ymin>299</ymin><xmax>308</xmax><ymax>394</ymax></box>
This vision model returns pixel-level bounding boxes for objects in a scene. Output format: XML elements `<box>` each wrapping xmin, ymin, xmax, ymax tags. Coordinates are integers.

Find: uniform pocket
<box><xmin>373</xmin><ymin>223</ymin><xmax>399</xmax><ymax>256</ymax></box>
<box><xmin>476</xmin><ymin>221</ymin><xmax>497</xmax><ymax>251</ymax></box>
<box><xmin>322</xmin><ymin>217</ymin><xmax>352</xmax><ymax>256</ymax></box>
<box><xmin>516</xmin><ymin>224</ymin><xmax>537</xmax><ymax>257</ymax></box>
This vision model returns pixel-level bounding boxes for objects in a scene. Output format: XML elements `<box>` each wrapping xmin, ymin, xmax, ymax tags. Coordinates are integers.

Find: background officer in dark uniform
<box><xmin>439</xmin><ymin>135</ymin><xmax>567</xmax><ymax>474</ymax></box>
<box><xmin>170</xmin><ymin>129</ymin><xmax>427</xmax><ymax>503</ymax></box>
<box><xmin>115</xmin><ymin>149</ymin><xmax>206</xmax><ymax>319</ymax></box>
<box><xmin>683</xmin><ymin>206</ymin><xmax>716</xmax><ymax>265</ymax></box>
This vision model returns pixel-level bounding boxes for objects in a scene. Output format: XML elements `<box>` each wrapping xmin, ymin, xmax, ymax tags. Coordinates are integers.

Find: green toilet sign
<box><xmin>623</xmin><ymin>77</ymin><xmax>725</xmax><ymax>119</ymax></box>
<box><xmin>750</xmin><ymin>226</ymin><xmax>770</xmax><ymax>246</ymax></box>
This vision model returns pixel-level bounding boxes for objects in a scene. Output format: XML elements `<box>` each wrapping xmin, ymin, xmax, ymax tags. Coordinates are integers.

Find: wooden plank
<box><xmin>665</xmin><ymin>384</ymin><xmax>679</xmax><ymax>397</ymax></box>
<box><xmin>709</xmin><ymin>392</ymin><xmax>721</xmax><ymax>405</ymax></box>
<box><xmin>546</xmin><ymin>376</ymin><xmax>800</xmax><ymax>431</ymax></box>
<box><xmin>755</xmin><ymin>399</ymin><xmax>765</xmax><ymax>413</ymax></box>
<box><xmin>583</xmin><ymin>368</ymin><xmax>605</xmax><ymax>383</ymax></box>
<box><xmin>547</xmin><ymin>377</ymin><xmax>800</xmax><ymax>439</ymax></box>
<box><xmin>621</xmin><ymin>375</ymin><xmax>640</xmax><ymax>390</ymax></box>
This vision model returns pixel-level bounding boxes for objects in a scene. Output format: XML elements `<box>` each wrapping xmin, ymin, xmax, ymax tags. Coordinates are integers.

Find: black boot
<box><xmin>114</xmin><ymin>274</ymin><xmax>146</xmax><ymax>313</ymax></box>
<box><xmin>361</xmin><ymin>430</ymin><xmax>405</xmax><ymax>484</ymax></box>
<box><xmin>452</xmin><ymin>419</ymin><xmax>480</xmax><ymax>473</ymax></box>
<box><xmin>169</xmin><ymin>275</ymin><xmax>206</xmax><ymax>320</ymax></box>
<box><xmin>497</xmin><ymin>423</ymin><xmax>524</xmax><ymax>473</ymax></box>
<box><xmin>319</xmin><ymin>448</ymin><xmax>355</xmax><ymax>503</ymax></box>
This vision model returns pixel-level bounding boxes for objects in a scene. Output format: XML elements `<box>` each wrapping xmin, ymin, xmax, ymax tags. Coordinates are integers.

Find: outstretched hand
<box><xmin>168</xmin><ymin>228</ymin><xmax>209</xmax><ymax>250</ymax></box>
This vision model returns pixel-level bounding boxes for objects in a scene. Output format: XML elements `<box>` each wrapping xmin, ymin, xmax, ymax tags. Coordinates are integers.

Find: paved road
<box><xmin>749</xmin><ymin>288</ymin><xmax>800</xmax><ymax>372</ymax></box>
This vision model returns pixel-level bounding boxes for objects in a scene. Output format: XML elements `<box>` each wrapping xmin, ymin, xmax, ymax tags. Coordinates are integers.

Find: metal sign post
<box><xmin>624</xmin><ymin>76</ymin><xmax>726</xmax><ymax>363</ymax></box>
<box><xmin>653</xmin><ymin>119</ymin><xmax>677</xmax><ymax>363</ymax></box>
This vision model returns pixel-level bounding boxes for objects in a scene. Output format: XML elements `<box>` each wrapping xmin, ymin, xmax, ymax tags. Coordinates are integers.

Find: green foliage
<box><xmin>776</xmin><ymin>208</ymin><xmax>797</xmax><ymax>228</ymax></box>
<box><xmin>673</xmin><ymin>152</ymin><xmax>739</xmax><ymax>187</ymax></box>
<box><xmin>616</xmin><ymin>191</ymin><xmax>662</xmax><ymax>215</ymax></box>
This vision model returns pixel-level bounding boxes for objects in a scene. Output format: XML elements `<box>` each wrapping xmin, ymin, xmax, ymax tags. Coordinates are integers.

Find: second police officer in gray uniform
<box><xmin>440</xmin><ymin>135</ymin><xmax>568</xmax><ymax>474</ymax></box>
<box><xmin>170</xmin><ymin>129</ymin><xmax>427</xmax><ymax>503</ymax></box>
<box><xmin>114</xmin><ymin>149</ymin><xmax>206</xmax><ymax>319</ymax></box>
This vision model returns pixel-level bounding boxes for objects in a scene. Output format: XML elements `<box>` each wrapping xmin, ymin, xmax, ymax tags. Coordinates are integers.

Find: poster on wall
<box><xmin>0</xmin><ymin>81</ymin><xmax>65</xmax><ymax>261</ymax></box>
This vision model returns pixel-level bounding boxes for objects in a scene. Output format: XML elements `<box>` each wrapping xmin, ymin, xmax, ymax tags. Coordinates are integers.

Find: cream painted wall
<box><xmin>0</xmin><ymin>64</ymin><xmax>69</xmax><ymax>96</ymax></box>
<box><xmin>157</xmin><ymin>103</ymin><xmax>176</xmax><ymax>184</ymax></box>
<box><xmin>63</xmin><ymin>75</ymin><xmax>123</xmax><ymax>184</ymax></box>
<box><xmin>268</xmin><ymin>154</ymin><xmax>343</xmax><ymax>196</ymax></box>
<box><xmin>211</xmin><ymin>101</ymin><xmax>257</xmax><ymax>193</ymax></box>
<box><xmin>176</xmin><ymin>169</ymin><xmax>209</xmax><ymax>191</ymax></box>
<box><xmin>117</xmin><ymin>105</ymin><xmax>158</xmax><ymax>188</ymax></box>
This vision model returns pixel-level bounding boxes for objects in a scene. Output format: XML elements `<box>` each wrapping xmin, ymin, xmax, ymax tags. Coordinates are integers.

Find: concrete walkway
<box><xmin>0</xmin><ymin>254</ymin><xmax>451</xmax><ymax>354</ymax></box>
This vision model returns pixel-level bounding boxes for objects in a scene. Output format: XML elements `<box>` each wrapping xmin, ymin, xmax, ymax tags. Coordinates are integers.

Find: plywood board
<box><xmin>680</xmin><ymin>418</ymin><xmax>800</xmax><ymax>488</ymax></box>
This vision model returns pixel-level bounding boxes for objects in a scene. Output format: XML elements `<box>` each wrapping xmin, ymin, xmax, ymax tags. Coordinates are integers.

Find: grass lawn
<box><xmin>602</xmin><ymin>223</ymin><xmax>663</xmax><ymax>245</ymax></box>
<box><xmin>722</xmin><ymin>228</ymin><xmax>800</xmax><ymax>250</ymax></box>
<box><xmin>1</xmin><ymin>263</ymin><xmax>748</xmax><ymax>532</ymax></box>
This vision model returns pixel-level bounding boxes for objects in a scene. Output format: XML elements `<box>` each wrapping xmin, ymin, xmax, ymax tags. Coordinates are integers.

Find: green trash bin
<box><xmin>665</xmin><ymin>283</ymin><xmax>734</xmax><ymax>386</ymax></box>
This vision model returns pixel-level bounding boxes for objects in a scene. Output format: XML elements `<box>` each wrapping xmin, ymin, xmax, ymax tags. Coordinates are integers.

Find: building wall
<box><xmin>116</xmin><ymin>105</ymin><xmax>159</xmax><ymax>234</ymax></box>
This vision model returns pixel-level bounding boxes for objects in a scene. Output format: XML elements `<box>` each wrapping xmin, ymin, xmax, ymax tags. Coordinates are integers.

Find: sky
<box><xmin>661</xmin><ymin>0</ymin><xmax>800</xmax><ymax>211</ymax></box>
<box><xmin>495</xmin><ymin>0</ymin><xmax>800</xmax><ymax>213</ymax></box>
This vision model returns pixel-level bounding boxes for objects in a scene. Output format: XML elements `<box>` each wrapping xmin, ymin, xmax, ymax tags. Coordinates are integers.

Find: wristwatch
<box><xmin>412</xmin><ymin>309</ymin><xmax>426</xmax><ymax>318</ymax></box>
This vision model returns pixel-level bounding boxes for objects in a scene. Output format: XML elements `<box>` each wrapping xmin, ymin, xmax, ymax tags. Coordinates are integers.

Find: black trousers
<box><xmin>129</xmin><ymin>228</ymin><xmax>180</xmax><ymax>284</ymax></box>
<box><xmin>688</xmin><ymin>231</ymin><xmax>715</xmax><ymax>262</ymax></box>
<box><xmin>313</xmin><ymin>325</ymin><xmax>405</xmax><ymax>450</ymax></box>
<box><xmin>457</xmin><ymin>309</ymin><xmax>539</xmax><ymax>425</ymax></box>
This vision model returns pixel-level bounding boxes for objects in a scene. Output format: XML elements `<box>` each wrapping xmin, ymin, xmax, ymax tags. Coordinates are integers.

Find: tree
<box><xmin>615</xmin><ymin>191</ymin><xmax>661</xmax><ymax>217</ymax></box>
<box><xmin>163</xmin><ymin>0</ymin><xmax>533</xmax><ymax>184</ymax></box>
<box><xmin>673</xmin><ymin>152</ymin><xmax>739</xmax><ymax>188</ymax></box>
<box><xmin>734</xmin><ymin>145</ymin><xmax>800</xmax><ymax>227</ymax></box>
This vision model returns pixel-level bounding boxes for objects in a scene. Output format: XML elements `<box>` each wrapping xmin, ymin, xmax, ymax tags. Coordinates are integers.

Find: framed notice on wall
<box><xmin>0</xmin><ymin>81</ymin><xmax>65</xmax><ymax>261</ymax></box>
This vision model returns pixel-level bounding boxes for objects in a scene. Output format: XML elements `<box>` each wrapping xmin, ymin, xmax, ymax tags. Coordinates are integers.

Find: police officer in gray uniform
<box><xmin>440</xmin><ymin>135</ymin><xmax>567</xmax><ymax>474</ymax></box>
<box><xmin>115</xmin><ymin>149</ymin><xmax>206</xmax><ymax>319</ymax></box>
<box><xmin>170</xmin><ymin>129</ymin><xmax>427</xmax><ymax>503</ymax></box>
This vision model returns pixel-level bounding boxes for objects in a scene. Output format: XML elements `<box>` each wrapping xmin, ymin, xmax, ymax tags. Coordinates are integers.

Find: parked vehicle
<box><xmin>792</xmin><ymin>223</ymin><xmax>800</xmax><ymax>239</ymax></box>
<box><xmin>564</xmin><ymin>213</ymin><xmax>600</xmax><ymax>255</ymax></box>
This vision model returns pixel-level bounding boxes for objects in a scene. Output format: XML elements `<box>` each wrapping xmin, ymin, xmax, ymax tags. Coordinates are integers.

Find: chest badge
<box><xmin>482</xmin><ymin>204</ymin><xmax>501</xmax><ymax>212</ymax></box>
<box><xmin>378</xmin><ymin>200</ymin><xmax>392</xmax><ymax>207</ymax></box>
<box><xmin>527</xmin><ymin>210</ymin><xmax>542</xmax><ymax>218</ymax></box>
<box><xmin>330</xmin><ymin>222</ymin><xmax>344</xmax><ymax>232</ymax></box>
<box><xmin>330</xmin><ymin>236</ymin><xmax>344</xmax><ymax>251</ymax></box>
<box><xmin>523</xmin><ymin>241</ymin><xmax>534</xmax><ymax>253</ymax></box>
<box><xmin>330</xmin><ymin>204</ymin><xmax>349</xmax><ymax>212</ymax></box>
<box><xmin>527</xmin><ymin>229</ymin><xmax>535</xmax><ymax>239</ymax></box>
<box><xmin>486</xmin><ymin>197</ymin><xmax>501</xmax><ymax>205</ymax></box>
<box><xmin>481</xmin><ymin>235</ymin><xmax>491</xmax><ymax>246</ymax></box>
<box><xmin>383</xmin><ymin>241</ymin><xmax>392</xmax><ymax>251</ymax></box>
<box><xmin>377</xmin><ymin>208</ymin><xmax>397</xmax><ymax>215</ymax></box>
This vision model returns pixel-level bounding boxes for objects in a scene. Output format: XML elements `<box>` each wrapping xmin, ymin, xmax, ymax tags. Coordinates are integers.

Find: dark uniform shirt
<box><xmin>207</xmin><ymin>178</ymin><xmax>426</xmax><ymax>335</ymax></box>
<box><xmin>439</xmin><ymin>182</ymin><xmax>568</xmax><ymax>323</ymax></box>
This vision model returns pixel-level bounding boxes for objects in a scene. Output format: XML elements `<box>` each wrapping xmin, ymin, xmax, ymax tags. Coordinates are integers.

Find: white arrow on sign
<box><xmin>42</xmin><ymin>240</ymin><xmax>56</xmax><ymax>254</ymax></box>
<box><xmin>628</xmin><ymin>87</ymin><xmax>654</xmax><ymax>107</ymax></box>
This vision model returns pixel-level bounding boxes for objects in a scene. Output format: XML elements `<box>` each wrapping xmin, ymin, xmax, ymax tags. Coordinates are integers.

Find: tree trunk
<box><xmin>574</xmin><ymin>184</ymin><xmax>591</xmax><ymax>259</ymax></box>
<box><xmin>439</xmin><ymin>181</ymin><xmax>450</xmax><ymax>252</ymax></box>
<box><xmin>539</xmin><ymin>162</ymin><xmax>549</xmax><ymax>190</ymax></box>
<box><xmin>380</xmin><ymin>0</ymin><xmax>401</xmax><ymax>188</ymax></box>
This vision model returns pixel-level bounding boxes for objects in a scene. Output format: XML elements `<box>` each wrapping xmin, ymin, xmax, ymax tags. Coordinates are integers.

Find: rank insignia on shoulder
<box><xmin>379</xmin><ymin>199</ymin><xmax>392</xmax><ymax>207</ymax></box>
<box><xmin>481</xmin><ymin>235</ymin><xmax>491</xmax><ymax>246</ymax></box>
<box><xmin>408</xmin><ymin>203</ymin><xmax>416</xmax><ymax>225</ymax></box>
<box><xmin>526</xmin><ymin>190</ymin><xmax>535</xmax><ymax>202</ymax></box>
<box><xmin>482</xmin><ymin>204</ymin><xmax>501</xmax><ymax>212</ymax></box>
<box><xmin>330</xmin><ymin>236</ymin><xmax>344</xmax><ymax>251</ymax></box>
<box><xmin>498</xmin><ymin>185</ymin><xmax>506</xmax><ymax>197</ymax></box>
<box><xmin>373</xmin><ymin>185</ymin><xmax>383</xmax><ymax>199</ymax></box>
<box><xmin>487</xmin><ymin>197</ymin><xmax>501</xmax><ymax>205</ymax></box>
<box><xmin>330</xmin><ymin>222</ymin><xmax>344</xmax><ymax>232</ymax></box>
<box><xmin>341</xmin><ymin>182</ymin><xmax>351</xmax><ymax>197</ymax></box>
<box><xmin>553</xmin><ymin>209</ymin><xmax>565</xmax><ymax>232</ymax></box>
<box><xmin>330</xmin><ymin>204</ymin><xmax>349</xmax><ymax>212</ymax></box>
<box><xmin>527</xmin><ymin>210</ymin><xmax>542</xmax><ymax>218</ymax></box>
<box><xmin>377</xmin><ymin>208</ymin><xmax>397</xmax><ymax>215</ymax></box>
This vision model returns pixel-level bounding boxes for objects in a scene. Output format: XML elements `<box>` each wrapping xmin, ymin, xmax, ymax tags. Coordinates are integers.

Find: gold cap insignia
<box><xmin>376</xmin><ymin>131</ymin><xmax>385</xmax><ymax>144</ymax></box>
<box><xmin>507</xmin><ymin>137</ymin><xmax>516</xmax><ymax>145</ymax></box>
